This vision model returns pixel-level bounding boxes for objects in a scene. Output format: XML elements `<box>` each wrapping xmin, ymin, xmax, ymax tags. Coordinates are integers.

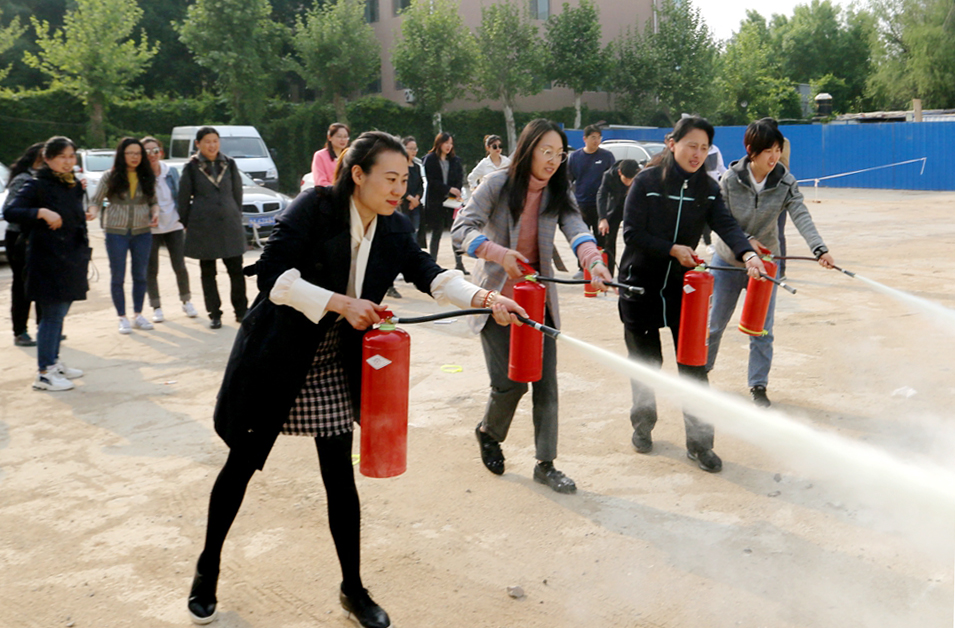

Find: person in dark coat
<box><xmin>596</xmin><ymin>158</ymin><xmax>640</xmax><ymax>276</ymax></box>
<box><xmin>186</xmin><ymin>131</ymin><xmax>525</xmax><ymax>628</ymax></box>
<box><xmin>616</xmin><ymin>116</ymin><xmax>767</xmax><ymax>473</ymax></box>
<box><xmin>5</xmin><ymin>136</ymin><xmax>90</xmax><ymax>392</ymax></box>
<box><xmin>177</xmin><ymin>126</ymin><xmax>248</xmax><ymax>329</ymax></box>
<box><xmin>421</xmin><ymin>132</ymin><xmax>466</xmax><ymax>272</ymax></box>
<box><xmin>2</xmin><ymin>142</ymin><xmax>45</xmax><ymax>347</ymax></box>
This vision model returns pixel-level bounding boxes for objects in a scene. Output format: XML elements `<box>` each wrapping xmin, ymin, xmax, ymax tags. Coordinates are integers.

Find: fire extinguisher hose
<box><xmin>530</xmin><ymin>274</ymin><xmax>646</xmax><ymax>296</ymax></box>
<box><xmin>773</xmin><ymin>256</ymin><xmax>856</xmax><ymax>277</ymax></box>
<box><xmin>388</xmin><ymin>309</ymin><xmax>563</xmax><ymax>339</ymax></box>
<box><xmin>704</xmin><ymin>265</ymin><xmax>798</xmax><ymax>294</ymax></box>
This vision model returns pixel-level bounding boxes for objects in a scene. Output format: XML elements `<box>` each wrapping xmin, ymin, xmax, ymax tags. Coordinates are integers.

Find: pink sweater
<box><xmin>476</xmin><ymin>176</ymin><xmax>600</xmax><ymax>298</ymax></box>
<box><xmin>311</xmin><ymin>148</ymin><xmax>337</xmax><ymax>187</ymax></box>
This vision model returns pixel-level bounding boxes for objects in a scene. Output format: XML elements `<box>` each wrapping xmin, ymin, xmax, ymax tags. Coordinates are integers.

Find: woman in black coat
<box><xmin>616</xmin><ymin>117</ymin><xmax>766</xmax><ymax>473</ymax></box>
<box><xmin>177</xmin><ymin>126</ymin><xmax>248</xmax><ymax>329</ymax></box>
<box><xmin>187</xmin><ymin>131</ymin><xmax>524</xmax><ymax>628</ymax></box>
<box><xmin>421</xmin><ymin>132</ymin><xmax>466</xmax><ymax>272</ymax></box>
<box><xmin>5</xmin><ymin>136</ymin><xmax>90</xmax><ymax>392</ymax></box>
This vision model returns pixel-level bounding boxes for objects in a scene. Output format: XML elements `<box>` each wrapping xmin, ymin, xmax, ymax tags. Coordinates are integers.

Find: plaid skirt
<box><xmin>282</xmin><ymin>320</ymin><xmax>356</xmax><ymax>437</ymax></box>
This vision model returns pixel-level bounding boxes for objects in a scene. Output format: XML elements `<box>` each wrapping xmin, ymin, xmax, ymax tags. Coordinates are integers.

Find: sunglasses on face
<box><xmin>489</xmin><ymin>144</ymin><xmax>501</xmax><ymax>150</ymax></box>
<box><xmin>145</xmin><ymin>148</ymin><xmax>162</xmax><ymax>155</ymax></box>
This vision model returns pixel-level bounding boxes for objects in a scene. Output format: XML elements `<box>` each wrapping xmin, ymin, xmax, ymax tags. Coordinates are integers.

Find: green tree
<box><xmin>544</xmin><ymin>0</ymin><xmax>606</xmax><ymax>129</ymax></box>
<box><xmin>645</xmin><ymin>0</ymin><xmax>718</xmax><ymax>125</ymax></box>
<box><xmin>608</xmin><ymin>25</ymin><xmax>656</xmax><ymax>124</ymax></box>
<box><xmin>867</xmin><ymin>0</ymin><xmax>955</xmax><ymax>109</ymax></box>
<box><xmin>392</xmin><ymin>0</ymin><xmax>477</xmax><ymax>133</ymax></box>
<box><xmin>0</xmin><ymin>8</ymin><xmax>25</xmax><ymax>84</ymax></box>
<box><xmin>769</xmin><ymin>0</ymin><xmax>874</xmax><ymax>110</ymax></box>
<box><xmin>178</xmin><ymin>0</ymin><xmax>285</xmax><ymax>124</ymax></box>
<box><xmin>714</xmin><ymin>12</ymin><xmax>802</xmax><ymax>125</ymax></box>
<box><xmin>24</xmin><ymin>0</ymin><xmax>157</xmax><ymax>146</ymax></box>
<box><xmin>473</xmin><ymin>0</ymin><xmax>547</xmax><ymax>151</ymax></box>
<box><xmin>0</xmin><ymin>0</ymin><xmax>66</xmax><ymax>90</ymax></box>
<box><xmin>291</xmin><ymin>0</ymin><xmax>380</xmax><ymax>124</ymax></box>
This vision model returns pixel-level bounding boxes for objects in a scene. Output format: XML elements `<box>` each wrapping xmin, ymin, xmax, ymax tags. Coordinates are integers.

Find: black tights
<box><xmin>197</xmin><ymin>432</ymin><xmax>363</xmax><ymax>594</ymax></box>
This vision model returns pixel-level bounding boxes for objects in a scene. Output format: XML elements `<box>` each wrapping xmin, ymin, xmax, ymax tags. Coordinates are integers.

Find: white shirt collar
<box><xmin>348</xmin><ymin>197</ymin><xmax>378</xmax><ymax>299</ymax></box>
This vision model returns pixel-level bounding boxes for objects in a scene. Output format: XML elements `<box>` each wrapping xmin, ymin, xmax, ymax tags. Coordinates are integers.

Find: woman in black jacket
<box><xmin>5</xmin><ymin>136</ymin><xmax>90</xmax><ymax>392</ymax></box>
<box><xmin>617</xmin><ymin>117</ymin><xmax>765</xmax><ymax>473</ymax></box>
<box><xmin>186</xmin><ymin>131</ymin><xmax>524</xmax><ymax>627</ymax></box>
<box><xmin>421</xmin><ymin>132</ymin><xmax>466</xmax><ymax>272</ymax></box>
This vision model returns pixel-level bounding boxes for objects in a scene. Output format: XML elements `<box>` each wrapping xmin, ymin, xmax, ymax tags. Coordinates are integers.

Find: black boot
<box><xmin>187</xmin><ymin>567</ymin><xmax>219</xmax><ymax>625</ymax></box>
<box><xmin>340</xmin><ymin>585</ymin><xmax>391</xmax><ymax>628</ymax></box>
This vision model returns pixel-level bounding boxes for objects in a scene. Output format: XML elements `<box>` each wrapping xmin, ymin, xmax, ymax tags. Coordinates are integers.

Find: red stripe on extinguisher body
<box><xmin>509</xmin><ymin>278</ymin><xmax>546</xmax><ymax>383</ymax></box>
<box><xmin>677</xmin><ymin>269</ymin><xmax>714</xmax><ymax>366</ymax></box>
<box><xmin>359</xmin><ymin>324</ymin><xmax>411</xmax><ymax>478</ymax></box>
<box><xmin>739</xmin><ymin>259</ymin><xmax>777</xmax><ymax>337</ymax></box>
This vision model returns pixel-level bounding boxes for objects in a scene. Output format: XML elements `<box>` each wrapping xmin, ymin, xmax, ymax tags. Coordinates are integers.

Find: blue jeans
<box><xmin>705</xmin><ymin>253</ymin><xmax>778</xmax><ymax>388</ymax></box>
<box><xmin>106</xmin><ymin>231</ymin><xmax>152</xmax><ymax>316</ymax></box>
<box><xmin>36</xmin><ymin>301</ymin><xmax>71</xmax><ymax>371</ymax></box>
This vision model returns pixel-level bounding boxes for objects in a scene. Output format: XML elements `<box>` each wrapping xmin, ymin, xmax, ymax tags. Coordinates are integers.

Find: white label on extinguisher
<box><xmin>366</xmin><ymin>354</ymin><xmax>392</xmax><ymax>370</ymax></box>
<box><xmin>683</xmin><ymin>284</ymin><xmax>696</xmax><ymax>294</ymax></box>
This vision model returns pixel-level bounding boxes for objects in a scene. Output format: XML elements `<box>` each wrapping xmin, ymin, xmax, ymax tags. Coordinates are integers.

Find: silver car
<box><xmin>76</xmin><ymin>148</ymin><xmax>115</xmax><ymax>201</ymax></box>
<box><xmin>600</xmin><ymin>140</ymin><xmax>666</xmax><ymax>168</ymax></box>
<box><xmin>164</xmin><ymin>159</ymin><xmax>292</xmax><ymax>247</ymax></box>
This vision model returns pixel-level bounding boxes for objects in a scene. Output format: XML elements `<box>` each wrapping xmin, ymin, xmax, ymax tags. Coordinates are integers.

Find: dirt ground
<box><xmin>1</xmin><ymin>187</ymin><xmax>954</xmax><ymax>628</ymax></box>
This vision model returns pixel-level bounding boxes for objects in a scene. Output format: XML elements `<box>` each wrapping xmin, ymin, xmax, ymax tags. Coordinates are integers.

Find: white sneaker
<box><xmin>152</xmin><ymin>308</ymin><xmax>165</xmax><ymax>323</ymax></box>
<box><xmin>132</xmin><ymin>314</ymin><xmax>154</xmax><ymax>331</ymax></box>
<box><xmin>33</xmin><ymin>371</ymin><xmax>74</xmax><ymax>391</ymax></box>
<box><xmin>51</xmin><ymin>361</ymin><xmax>84</xmax><ymax>379</ymax></box>
<box><xmin>118</xmin><ymin>317</ymin><xmax>132</xmax><ymax>334</ymax></box>
<box><xmin>182</xmin><ymin>302</ymin><xmax>198</xmax><ymax>318</ymax></box>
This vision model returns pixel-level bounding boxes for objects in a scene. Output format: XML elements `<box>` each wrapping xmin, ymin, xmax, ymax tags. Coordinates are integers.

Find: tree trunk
<box><xmin>88</xmin><ymin>98</ymin><xmax>106</xmax><ymax>148</ymax></box>
<box><xmin>503</xmin><ymin>100</ymin><xmax>516</xmax><ymax>156</ymax></box>
<box><xmin>574</xmin><ymin>93</ymin><xmax>582</xmax><ymax>130</ymax></box>
<box><xmin>433</xmin><ymin>111</ymin><xmax>443</xmax><ymax>134</ymax></box>
<box><xmin>333</xmin><ymin>93</ymin><xmax>348</xmax><ymax>124</ymax></box>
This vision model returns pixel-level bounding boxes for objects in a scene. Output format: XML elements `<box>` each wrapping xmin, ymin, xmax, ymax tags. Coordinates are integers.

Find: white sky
<box><xmin>692</xmin><ymin>0</ymin><xmax>853</xmax><ymax>42</ymax></box>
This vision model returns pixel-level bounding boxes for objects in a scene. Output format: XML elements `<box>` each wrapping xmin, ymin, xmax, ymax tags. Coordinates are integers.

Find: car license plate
<box><xmin>248</xmin><ymin>215</ymin><xmax>275</xmax><ymax>227</ymax></box>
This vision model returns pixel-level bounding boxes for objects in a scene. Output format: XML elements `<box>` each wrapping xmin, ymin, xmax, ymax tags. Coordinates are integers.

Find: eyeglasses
<box><xmin>145</xmin><ymin>148</ymin><xmax>162</xmax><ymax>155</ymax></box>
<box><xmin>489</xmin><ymin>143</ymin><xmax>501</xmax><ymax>150</ymax></box>
<box><xmin>538</xmin><ymin>147</ymin><xmax>567</xmax><ymax>163</ymax></box>
<box><xmin>124</xmin><ymin>150</ymin><xmax>143</xmax><ymax>156</ymax></box>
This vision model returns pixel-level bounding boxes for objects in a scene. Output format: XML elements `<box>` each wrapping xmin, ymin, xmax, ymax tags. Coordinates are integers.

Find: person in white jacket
<box><xmin>467</xmin><ymin>135</ymin><xmax>511</xmax><ymax>192</ymax></box>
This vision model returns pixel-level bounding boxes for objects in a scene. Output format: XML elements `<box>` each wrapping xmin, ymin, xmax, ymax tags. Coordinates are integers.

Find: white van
<box><xmin>170</xmin><ymin>125</ymin><xmax>279</xmax><ymax>190</ymax></box>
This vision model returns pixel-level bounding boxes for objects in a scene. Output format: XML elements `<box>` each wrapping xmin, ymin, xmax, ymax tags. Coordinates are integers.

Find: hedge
<box><xmin>0</xmin><ymin>90</ymin><xmax>627</xmax><ymax>194</ymax></box>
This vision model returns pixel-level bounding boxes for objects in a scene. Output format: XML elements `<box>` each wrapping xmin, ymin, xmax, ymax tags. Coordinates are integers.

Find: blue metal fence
<box><xmin>566</xmin><ymin>121</ymin><xmax>953</xmax><ymax>191</ymax></box>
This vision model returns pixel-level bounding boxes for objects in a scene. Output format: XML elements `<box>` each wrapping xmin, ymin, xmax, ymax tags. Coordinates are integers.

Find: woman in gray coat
<box><xmin>177</xmin><ymin>126</ymin><xmax>248</xmax><ymax>329</ymax></box>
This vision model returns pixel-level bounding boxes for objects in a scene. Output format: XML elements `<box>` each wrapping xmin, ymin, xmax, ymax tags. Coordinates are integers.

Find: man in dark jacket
<box><xmin>568</xmin><ymin>124</ymin><xmax>615</xmax><ymax>276</ymax></box>
<box><xmin>596</xmin><ymin>159</ymin><xmax>639</xmax><ymax>276</ymax></box>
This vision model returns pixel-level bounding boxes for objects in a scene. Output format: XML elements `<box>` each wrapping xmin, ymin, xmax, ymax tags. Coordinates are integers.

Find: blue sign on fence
<box><xmin>566</xmin><ymin>121</ymin><xmax>952</xmax><ymax>191</ymax></box>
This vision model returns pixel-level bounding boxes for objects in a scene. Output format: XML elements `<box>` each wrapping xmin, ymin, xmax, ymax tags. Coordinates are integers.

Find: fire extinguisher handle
<box><xmin>514</xmin><ymin>314</ymin><xmax>562</xmax><ymax>339</ymax></box>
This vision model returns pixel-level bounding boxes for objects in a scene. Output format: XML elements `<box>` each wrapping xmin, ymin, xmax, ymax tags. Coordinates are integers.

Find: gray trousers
<box><xmin>479</xmin><ymin>313</ymin><xmax>559</xmax><ymax>462</ymax></box>
<box><xmin>624</xmin><ymin>326</ymin><xmax>714</xmax><ymax>452</ymax></box>
<box><xmin>147</xmin><ymin>230</ymin><xmax>191</xmax><ymax>309</ymax></box>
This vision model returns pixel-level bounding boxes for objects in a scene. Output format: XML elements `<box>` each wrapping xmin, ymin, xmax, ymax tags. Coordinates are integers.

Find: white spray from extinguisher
<box><xmin>852</xmin><ymin>273</ymin><xmax>955</xmax><ymax>331</ymax></box>
<box><xmin>550</xmin><ymin>331</ymin><xmax>955</xmax><ymax>530</ymax></box>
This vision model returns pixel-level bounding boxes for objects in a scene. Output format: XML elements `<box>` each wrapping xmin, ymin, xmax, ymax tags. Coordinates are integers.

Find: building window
<box><xmin>364</xmin><ymin>77</ymin><xmax>382</xmax><ymax>94</ymax></box>
<box><xmin>530</xmin><ymin>0</ymin><xmax>549</xmax><ymax>20</ymax></box>
<box><xmin>393</xmin><ymin>0</ymin><xmax>411</xmax><ymax>15</ymax></box>
<box><xmin>365</xmin><ymin>0</ymin><xmax>379</xmax><ymax>23</ymax></box>
<box><xmin>395</xmin><ymin>78</ymin><xmax>406</xmax><ymax>91</ymax></box>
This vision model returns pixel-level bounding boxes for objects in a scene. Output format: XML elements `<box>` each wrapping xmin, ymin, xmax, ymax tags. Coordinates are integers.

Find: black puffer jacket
<box><xmin>5</xmin><ymin>168</ymin><xmax>90</xmax><ymax>303</ymax></box>
<box><xmin>618</xmin><ymin>164</ymin><xmax>752</xmax><ymax>330</ymax></box>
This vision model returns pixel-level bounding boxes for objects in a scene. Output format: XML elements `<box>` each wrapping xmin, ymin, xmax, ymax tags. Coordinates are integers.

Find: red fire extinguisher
<box><xmin>509</xmin><ymin>261</ymin><xmax>546</xmax><ymax>383</ymax></box>
<box><xmin>359</xmin><ymin>310</ymin><xmax>410</xmax><ymax>478</ymax></box>
<box><xmin>676</xmin><ymin>257</ymin><xmax>714</xmax><ymax>366</ymax></box>
<box><xmin>582</xmin><ymin>248</ymin><xmax>609</xmax><ymax>298</ymax></box>
<box><xmin>739</xmin><ymin>257</ymin><xmax>777</xmax><ymax>337</ymax></box>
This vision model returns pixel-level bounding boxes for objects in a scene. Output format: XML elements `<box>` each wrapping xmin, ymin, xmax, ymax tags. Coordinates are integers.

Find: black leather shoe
<box><xmin>340</xmin><ymin>586</ymin><xmax>391</xmax><ymax>628</ymax></box>
<box><xmin>187</xmin><ymin>568</ymin><xmax>218</xmax><ymax>625</ymax></box>
<box><xmin>14</xmin><ymin>332</ymin><xmax>36</xmax><ymax>347</ymax></box>
<box><xmin>475</xmin><ymin>423</ymin><xmax>504</xmax><ymax>475</ymax></box>
<box><xmin>210</xmin><ymin>318</ymin><xmax>222</xmax><ymax>330</ymax></box>
<box><xmin>385</xmin><ymin>286</ymin><xmax>402</xmax><ymax>299</ymax></box>
<box><xmin>533</xmin><ymin>461</ymin><xmax>577</xmax><ymax>493</ymax></box>
<box><xmin>631</xmin><ymin>432</ymin><xmax>652</xmax><ymax>454</ymax></box>
<box><xmin>750</xmin><ymin>385</ymin><xmax>771</xmax><ymax>407</ymax></box>
<box><xmin>235</xmin><ymin>311</ymin><xmax>246</xmax><ymax>323</ymax></box>
<box><xmin>687</xmin><ymin>448</ymin><xmax>722</xmax><ymax>473</ymax></box>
